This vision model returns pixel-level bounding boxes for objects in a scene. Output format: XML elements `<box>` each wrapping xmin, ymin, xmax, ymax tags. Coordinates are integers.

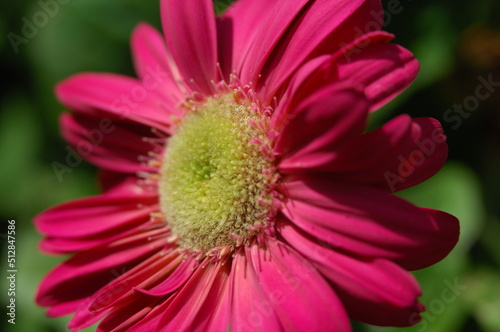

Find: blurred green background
<box><xmin>1</xmin><ymin>0</ymin><xmax>499</xmax><ymax>331</ymax></box>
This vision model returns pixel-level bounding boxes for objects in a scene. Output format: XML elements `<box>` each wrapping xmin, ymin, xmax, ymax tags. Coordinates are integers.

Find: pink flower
<box><xmin>35</xmin><ymin>0</ymin><xmax>460</xmax><ymax>331</ymax></box>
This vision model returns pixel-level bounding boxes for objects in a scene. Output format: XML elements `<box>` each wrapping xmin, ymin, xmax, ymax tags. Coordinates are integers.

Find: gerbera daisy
<box><xmin>35</xmin><ymin>0</ymin><xmax>460</xmax><ymax>331</ymax></box>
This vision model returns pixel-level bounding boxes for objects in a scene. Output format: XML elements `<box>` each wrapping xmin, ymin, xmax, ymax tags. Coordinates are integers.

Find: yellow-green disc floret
<box><xmin>159</xmin><ymin>95</ymin><xmax>274</xmax><ymax>253</ymax></box>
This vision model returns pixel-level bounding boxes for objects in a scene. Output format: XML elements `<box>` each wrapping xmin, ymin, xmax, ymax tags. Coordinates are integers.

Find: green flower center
<box><xmin>159</xmin><ymin>95</ymin><xmax>275</xmax><ymax>253</ymax></box>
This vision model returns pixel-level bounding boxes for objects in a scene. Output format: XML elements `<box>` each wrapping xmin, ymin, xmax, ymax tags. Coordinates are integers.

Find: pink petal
<box><xmin>97</xmin><ymin>295</ymin><xmax>163</xmax><ymax>332</ymax></box>
<box><xmin>161</xmin><ymin>0</ymin><xmax>218</xmax><ymax>95</ymax></box>
<box><xmin>248</xmin><ymin>240</ymin><xmax>351</xmax><ymax>332</ymax></box>
<box><xmin>274</xmin><ymin>31</ymin><xmax>418</xmax><ymax>113</ymax></box>
<box><xmin>48</xmin><ymin>299</ymin><xmax>111</xmax><ymax>331</ymax></box>
<box><xmin>35</xmin><ymin>193</ymin><xmax>157</xmax><ymax>238</ymax></box>
<box><xmin>229</xmin><ymin>249</ymin><xmax>282</xmax><ymax>332</ymax></box>
<box><xmin>40</xmin><ymin>237</ymin><xmax>102</xmax><ymax>254</ymax></box>
<box><xmin>127</xmin><ymin>297</ymin><xmax>174</xmax><ymax>332</ymax></box>
<box><xmin>56</xmin><ymin>73</ymin><xmax>177</xmax><ymax>132</ymax></box>
<box><xmin>68</xmin><ymin>305</ymin><xmax>112</xmax><ymax>332</ymax></box>
<box><xmin>216</xmin><ymin>0</ymin><xmax>279</xmax><ymax>80</ymax></box>
<box><xmin>60</xmin><ymin>113</ymin><xmax>157</xmax><ymax>174</ymax></box>
<box><xmin>185</xmin><ymin>264</ymin><xmax>232</xmax><ymax>332</ymax></box>
<box><xmin>132</xmin><ymin>260</ymin><xmax>231</xmax><ymax>331</ymax></box>
<box><xmin>40</xmin><ymin>227</ymin><xmax>144</xmax><ymax>254</ymax></box>
<box><xmin>46</xmin><ymin>298</ymin><xmax>87</xmax><ymax>317</ymax></box>
<box><xmin>36</xmin><ymin>234</ymin><xmax>163</xmax><ymax>307</ymax></box>
<box><xmin>237</xmin><ymin>0</ymin><xmax>311</xmax><ymax>87</ymax></box>
<box><xmin>89</xmin><ymin>251</ymin><xmax>181</xmax><ymax>312</ymax></box>
<box><xmin>279</xmin><ymin>176</ymin><xmax>459</xmax><ymax>270</ymax></box>
<box><xmin>269</xmin><ymin>55</ymin><xmax>332</xmax><ymax>130</ymax></box>
<box><xmin>278</xmin><ymin>221</ymin><xmax>425</xmax><ymax>326</ymax></box>
<box><xmin>135</xmin><ymin>257</ymin><xmax>196</xmax><ymax>296</ymax></box>
<box><xmin>131</xmin><ymin>23</ymin><xmax>185</xmax><ymax>105</ymax></box>
<box><xmin>198</xmin><ymin>286</ymin><xmax>231</xmax><ymax>332</ymax></box>
<box><xmin>128</xmin><ymin>262</ymin><xmax>230</xmax><ymax>332</ymax></box>
<box><xmin>257</xmin><ymin>0</ymin><xmax>383</xmax><ymax>102</ymax></box>
<box><xmin>415</xmin><ymin>208</ymin><xmax>461</xmax><ymax>269</ymax></box>
<box><xmin>331</xmin><ymin>32</ymin><xmax>419</xmax><ymax>111</ymax></box>
<box><xmin>324</xmin><ymin>115</ymin><xmax>448</xmax><ymax>191</ymax></box>
<box><xmin>275</xmin><ymin>83</ymin><xmax>369</xmax><ymax>173</ymax></box>
<box><xmin>97</xmin><ymin>172</ymin><xmax>144</xmax><ymax>195</ymax></box>
<box><xmin>269</xmin><ymin>33</ymin><xmax>392</xmax><ymax>129</ymax></box>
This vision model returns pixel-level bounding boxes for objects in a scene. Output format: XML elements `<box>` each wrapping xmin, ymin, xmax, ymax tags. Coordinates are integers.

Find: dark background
<box><xmin>1</xmin><ymin>0</ymin><xmax>499</xmax><ymax>331</ymax></box>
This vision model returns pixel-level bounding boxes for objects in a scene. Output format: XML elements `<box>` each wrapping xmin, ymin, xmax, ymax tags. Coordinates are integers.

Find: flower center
<box><xmin>159</xmin><ymin>94</ymin><xmax>275</xmax><ymax>254</ymax></box>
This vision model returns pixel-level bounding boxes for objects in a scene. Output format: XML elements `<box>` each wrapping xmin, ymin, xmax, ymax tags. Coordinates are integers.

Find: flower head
<box><xmin>36</xmin><ymin>0</ymin><xmax>460</xmax><ymax>331</ymax></box>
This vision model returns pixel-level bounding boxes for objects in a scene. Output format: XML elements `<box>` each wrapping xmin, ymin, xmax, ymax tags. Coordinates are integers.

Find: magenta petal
<box><xmin>97</xmin><ymin>295</ymin><xmax>162</xmax><ymax>332</ymax></box>
<box><xmin>230</xmin><ymin>249</ymin><xmax>282</xmax><ymax>332</ymax></box>
<box><xmin>277</xmin><ymin>31</ymin><xmax>418</xmax><ymax>113</ymax></box>
<box><xmin>198</xmin><ymin>279</ymin><xmax>231</xmax><ymax>332</ymax></box>
<box><xmin>258</xmin><ymin>0</ymin><xmax>383</xmax><ymax>101</ymax></box>
<box><xmin>40</xmin><ymin>228</ymin><xmax>144</xmax><ymax>254</ymax></box>
<box><xmin>161</xmin><ymin>0</ymin><xmax>218</xmax><ymax>95</ymax></box>
<box><xmin>185</xmin><ymin>265</ymin><xmax>231</xmax><ymax>332</ymax></box>
<box><xmin>89</xmin><ymin>252</ymin><xmax>180</xmax><ymax>312</ymax></box>
<box><xmin>127</xmin><ymin>297</ymin><xmax>173</xmax><ymax>332</ymax></box>
<box><xmin>46</xmin><ymin>298</ymin><xmax>87</xmax><ymax>317</ymax></box>
<box><xmin>333</xmin><ymin>33</ymin><xmax>419</xmax><ymax>111</ymax></box>
<box><xmin>60</xmin><ymin>113</ymin><xmax>158</xmax><ymax>174</ymax></box>
<box><xmin>237</xmin><ymin>0</ymin><xmax>311</xmax><ymax>87</ymax></box>
<box><xmin>131</xmin><ymin>23</ymin><xmax>185</xmax><ymax>107</ymax></box>
<box><xmin>329</xmin><ymin>115</ymin><xmax>448</xmax><ymax>192</ymax></box>
<box><xmin>56</xmin><ymin>73</ymin><xmax>177</xmax><ymax>131</ymax></box>
<box><xmin>279</xmin><ymin>221</ymin><xmax>424</xmax><ymax>326</ymax></box>
<box><xmin>412</xmin><ymin>208</ymin><xmax>461</xmax><ymax>269</ymax></box>
<box><xmin>216</xmin><ymin>0</ymin><xmax>278</xmax><ymax>80</ymax></box>
<box><xmin>154</xmin><ymin>261</ymin><xmax>231</xmax><ymax>331</ymax></box>
<box><xmin>248</xmin><ymin>240</ymin><xmax>351</xmax><ymax>332</ymax></box>
<box><xmin>68</xmin><ymin>306</ymin><xmax>112</xmax><ymax>332</ymax></box>
<box><xmin>36</xmin><ymin>236</ymin><xmax>162</xmax><ymax>307</ymax></box>
<box><xmin>97</xmin><ymin>172</ymin><xmax>144</xmax><ymax>195</ymax></box>
<box><xmin>49</xmin><ymin>299</ymin><xmax>112</xmax><ymax>331</ymax></box>
<box><xmin>275</xmin><ymin>83</ymin><xmax>369</xmax><ymax>173</ymax></box>
<box><xmin>280</xmin><ymin>176</ymin><xmax>459</xmax><ymax>270</ymax></box>
<box><xmin>270</xmin><ymin>55</ymin><xmax>331</xmax><ymax>130</ymax></box>
<box><xmin>35</xmin><ymin>193</ymin><xmax>157</xmax><ymax>239</ymax></box>
<box><xmin>41</xmin><ymin>237</ymin><xmax>107</xmax><ymax>254</ymax></box>
<box><xmin>135</xmin><ymin>257</ymin><xmax>196</xmax><ymax>296</ymax></box>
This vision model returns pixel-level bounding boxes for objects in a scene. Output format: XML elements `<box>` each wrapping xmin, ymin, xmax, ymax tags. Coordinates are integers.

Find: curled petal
<box><xmin>275</xmin><ymin>83</ymin><xmax>369</xmax><ymax>173</ymax></box>
<box><xmin>279</xmin><ymin>176</ymin><xmax>459</xmax><ymax>270</ymax></box>
<box><xmin>258</xmin><ymin>0</ymin><xmax>383</xmax><ymax>102</ymax></box>
<box><xmin>329</xmin><ymin>115</ymin><xmax>448</xmax><ymax>192</ymax></box>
